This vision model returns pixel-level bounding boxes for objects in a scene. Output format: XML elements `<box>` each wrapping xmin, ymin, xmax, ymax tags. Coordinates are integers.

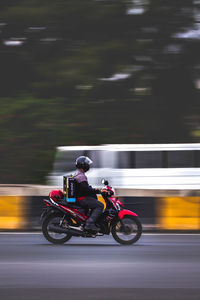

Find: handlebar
<box><xmin>100</xmin><ymin>187</ymin><xmax>114</xmax><ymax>197</ymax></box>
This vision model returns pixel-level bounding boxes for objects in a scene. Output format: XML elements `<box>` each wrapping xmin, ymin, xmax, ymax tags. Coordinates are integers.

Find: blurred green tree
<box><xmin>0</xmin><ymin>0</ymin><xmax>199</xmax><ymax>183</ymax></box>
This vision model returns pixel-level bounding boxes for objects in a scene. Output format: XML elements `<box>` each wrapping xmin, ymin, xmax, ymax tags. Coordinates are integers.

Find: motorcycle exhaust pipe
<box><xmin>49</xmin><ymin>224</ymin><xmax>84</xmax><ymax>237</ymax></box>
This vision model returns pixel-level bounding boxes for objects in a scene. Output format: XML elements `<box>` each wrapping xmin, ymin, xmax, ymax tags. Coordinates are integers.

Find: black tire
<box><xmin>42</xmin><ymin>214</ymin><xmax>72</xmax><ymax>244</ymax></box>
<box><xmin>111</xmin><ymin>215</ymin><xmax>142</xmax><ymax>245</ymax></box>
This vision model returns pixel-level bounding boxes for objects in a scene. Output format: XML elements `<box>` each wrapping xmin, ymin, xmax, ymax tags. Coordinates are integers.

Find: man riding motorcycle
<box><xmin>44</xmin><ymin>156</ymin><xmax>142</xmax><ymax>244</ymax></box>
<box><xmin>74</xmin><ymin>156</ymin><xmax>106</xmax><ymax>231</ymax></box>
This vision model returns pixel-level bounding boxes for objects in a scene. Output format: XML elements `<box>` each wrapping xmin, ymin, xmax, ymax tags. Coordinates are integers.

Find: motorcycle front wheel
<box><xmin>111</xmin><ymin>215</ymin><xmax>142</xmax><ymax>245</ymax></box>
<box><xmin>42</xmin><ymin>214</ymin><xmax>72</xmax><ymax>244</ymax></box>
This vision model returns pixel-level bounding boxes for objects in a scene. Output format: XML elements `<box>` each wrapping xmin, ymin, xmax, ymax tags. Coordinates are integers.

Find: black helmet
<box><xmin>75</xmin><ymin>156</ymin><xmax>93</xmax><ymax>172</ymax></box>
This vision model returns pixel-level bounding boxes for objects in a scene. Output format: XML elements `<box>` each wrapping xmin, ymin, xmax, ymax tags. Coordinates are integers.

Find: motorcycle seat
<box><xmin>68</xmin><ymin>204</ymin><xmax>82</xmax><ymax>210</ymax></box>
<box><xmin>57</xmin><ymin>200</ymin><xmax>81</xmax><ymax>209</ymax></box>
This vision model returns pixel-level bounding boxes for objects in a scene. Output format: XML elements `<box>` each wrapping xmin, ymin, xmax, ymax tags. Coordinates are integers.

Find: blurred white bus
<box><xmin>47</xmin><ymin>144</ymin><xmax>200</xmax><ymax>190</ymax></box>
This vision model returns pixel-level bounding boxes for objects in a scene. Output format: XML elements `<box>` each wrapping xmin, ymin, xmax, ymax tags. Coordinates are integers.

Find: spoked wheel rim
<box><xmin>116</xmin><ymin>218</ymin><xmax>138</xmax><ymax>241</ymax></box>
<box><xmin>47</xmin><ymin>216</ymin><xmax>68</xmax><ymax>240</ymax></box>
<box><xmin>112</xmin><ymin>216</ymin><xmax>142</xmax><ymax>245</ymax></box>
<box><xmin>42</xmin><ymin>214</ymin><xmax>72</xmax><ymax>244</ymax></box>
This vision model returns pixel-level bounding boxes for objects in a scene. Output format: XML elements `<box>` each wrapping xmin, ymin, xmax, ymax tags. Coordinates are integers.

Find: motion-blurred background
<box><xmin>1</xmin><ymin>3</ymin><xmax>200</xmax><ymax>299</ymax></box>
<box><xmin>1</xmin><ymin>0</ymin><xmax>200</xmax><ymax>184</ymax></box>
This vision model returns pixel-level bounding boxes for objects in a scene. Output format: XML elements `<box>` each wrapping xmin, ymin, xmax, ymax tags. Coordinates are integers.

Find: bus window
<box><xmin>101</xmin><ymin>150</ymin><xmax>117</xmax><ymax>168</ymax></box>
<box><xmin>167</xmin><ymin>151</ymin><xmax>194</xmax><ymax>168</ymax></box>
<box><xmin>53</xmin><ymin>150</ymin><xmax>84</xmax><ymax>174</ymax></box>
<box><xmin>117</xmin><ymin>151</ymin><xmax>136</xmax><ymax>168</ymax></box>
<box><xmin>194</xmin><ymin>150</ymin><xmax>200</xmax><ymax>167</ymax></box>
<box><xmin>118</xmin><ymin>151</ymin><xmax>130</xmax><ymax>168</ymax></box>
<box><xmin>87</xmin><ymin>151</ymin><xmax>101</xmax><ymax>168</ymax></box>
<box><xmin>135</xmin><ymin>151</ymin><xmax>162</xmax><ymax>168</ymax></box>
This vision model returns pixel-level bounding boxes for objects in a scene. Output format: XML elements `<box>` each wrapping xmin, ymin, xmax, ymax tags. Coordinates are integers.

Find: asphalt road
<box><xmin>0</xmin><ymin>233</ymin><xmax>200</xmax><ymax>300</ymax></box>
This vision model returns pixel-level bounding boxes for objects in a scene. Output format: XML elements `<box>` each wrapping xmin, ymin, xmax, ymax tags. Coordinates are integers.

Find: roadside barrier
<box><xmin>157</xmin><ymin>197</ymin><xmax>200</xmax><ymax>230</ymax></box>
<box><xmin>0</xmin><ymin>185</ymin><xmax>200</xmax><ymax>231</ymax></box>
<box><xmin>0</xmin><ymin>196</ymin><xmax>27</xmax><ymax>230</ymax></box>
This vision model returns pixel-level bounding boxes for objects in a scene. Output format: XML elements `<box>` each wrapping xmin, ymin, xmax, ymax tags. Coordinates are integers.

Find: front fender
<box><xmin>118</xmin><ymin>209</ymin><xmax>138</xmax><ymax>220</ymax></box>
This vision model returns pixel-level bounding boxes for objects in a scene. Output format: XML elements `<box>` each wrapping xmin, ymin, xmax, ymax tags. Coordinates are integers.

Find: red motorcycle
<box><xmin>41</xmin><ymin>180</ymin><xmax>142</xmax><ymax>245</ymax></box>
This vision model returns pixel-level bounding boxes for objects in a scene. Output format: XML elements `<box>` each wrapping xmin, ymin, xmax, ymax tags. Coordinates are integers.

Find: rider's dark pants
<box><xmin>79</xmin><ymin>196</ymin><xmax>104</xmax><ymax>224</ymax></box>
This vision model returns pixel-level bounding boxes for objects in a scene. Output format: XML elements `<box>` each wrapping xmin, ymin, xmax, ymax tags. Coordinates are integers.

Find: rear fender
<box><xmin>41</xmin><ymin>207</ymin><xmax>56</xmax><ymax>220</ymax></box>
<box><xmin>118</xmin><ymin>209</ymin><xmax>138</xmax><ymax>220</ymax></box>
<box><xmin>41</xmin><ymin>200</ymin><xmax>66</xmax><ymax>220</ymax></box>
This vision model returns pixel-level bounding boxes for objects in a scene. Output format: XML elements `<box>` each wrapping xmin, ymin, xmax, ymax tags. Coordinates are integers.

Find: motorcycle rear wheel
<box><xmin>42</xmin><ymin>214</ymin><xmax>72</xmax><ymax>244</ymax></box>
<box><xmin>111</xmin><ymin>215</ymin><xmax>142</xmax><ymax>245</ymax></box>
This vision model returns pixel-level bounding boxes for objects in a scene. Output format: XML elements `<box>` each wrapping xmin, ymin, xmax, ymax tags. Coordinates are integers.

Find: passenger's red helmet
<box><xmin>49</xmin><ymin>190</ymin><xmax>63</xmax><ymax>201</ymax></box>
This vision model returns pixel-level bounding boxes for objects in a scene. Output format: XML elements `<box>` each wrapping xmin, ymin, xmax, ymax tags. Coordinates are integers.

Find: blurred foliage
<box><xmin>0</xmin><ymin>0</ymin><xmax>200</xmax><ymax>183</ymax></box>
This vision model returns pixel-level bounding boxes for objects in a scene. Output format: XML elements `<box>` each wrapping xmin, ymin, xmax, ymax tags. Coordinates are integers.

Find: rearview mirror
<box><xmin>101</xmin><ymin>179</ymin><xmax>109</xmax><ymax>186</ymax></box>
